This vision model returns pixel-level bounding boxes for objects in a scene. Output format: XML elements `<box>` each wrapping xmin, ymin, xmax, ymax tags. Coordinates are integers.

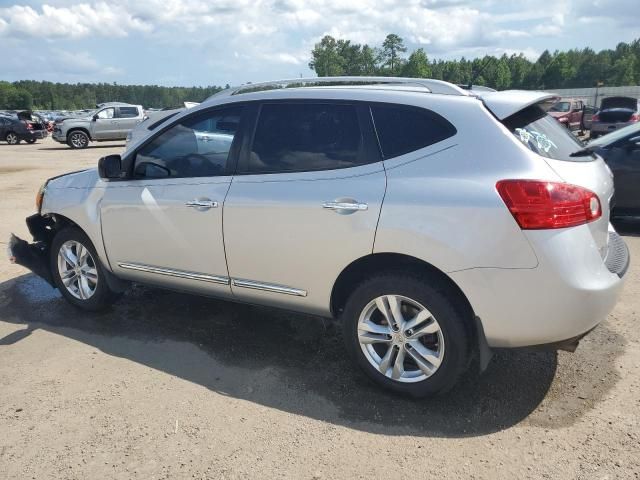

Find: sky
<box><xmin>0</xmin><ymin>0</ymin><xmax>637</xmax><ymax>87</ymax></box>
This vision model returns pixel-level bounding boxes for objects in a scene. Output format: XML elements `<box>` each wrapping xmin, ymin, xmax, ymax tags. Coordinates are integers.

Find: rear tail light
<box><xmin>592</xmin><ymin>113</ymin><xmax>600</xmax><ymax>122</ymax></box>
<box><xmin>496</xmin><ymin>180</ymin><xmax>601</xmax><ymax>230</ymax></box>
<box><xmin>630</xmin><ymin>113</ymin><xmax>640</xmax><ymax>122</ymax></box>
<box><xmin>24</xmin><ymin>121</ymin><xmax>33</xmax><ymax>130</ymax></box>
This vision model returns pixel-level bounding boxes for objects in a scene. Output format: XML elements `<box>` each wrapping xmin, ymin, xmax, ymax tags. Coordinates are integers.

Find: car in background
<box><xmin>125</xmin><ymin>103</ymin><xmax>200</xmax><ymax>149</ymax></box>
<box><xmin>0</xmin><ymin>112</ymin><xmax>48</xmax><ymax>144</ymax></box>
<box><xmin>52</xmin><ymin>103</ymin><xmax>144</xmax><ymax>149</ymax></box>
<box><xmin>587</xmin><ymin>122</ymin><xmax>640</xmax><ymax>217</ymax></box>
<box><xmin>590</xmin><ymin>97</ymin><xmax>640</xmax><ymax>139</ymax></box>
<box><xmin>548</xmin><ymin>98</ymin><xmax>585</xmax><ymax>132</ymax></box>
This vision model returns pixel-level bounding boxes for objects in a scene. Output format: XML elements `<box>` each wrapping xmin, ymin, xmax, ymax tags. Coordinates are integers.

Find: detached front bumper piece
<box><xmin>8</xmin><ymin>214</ymin><xmax>57</xmax><ymax>286</ymax></box>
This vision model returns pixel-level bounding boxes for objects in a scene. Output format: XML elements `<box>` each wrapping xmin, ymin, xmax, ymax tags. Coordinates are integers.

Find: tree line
<box><xmin>0</xmin><ymin>80</ymin><xmax>224</xmax><ymax>111</ymax></box>
<box><xmin>2</xmin><ymin>35</ymin><xmax>639</xmax><ymax>111</ymax></box>
<box><xmin>309</xmin><ymin>34</ymin><xmax>640</xmax><ymax>90</ymax></box>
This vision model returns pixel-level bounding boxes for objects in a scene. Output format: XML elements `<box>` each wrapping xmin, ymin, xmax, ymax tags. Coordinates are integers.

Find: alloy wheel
<box><xmin>70</xmin><ymin>132</ymin><xmax>88</xmax><ymax>148</ymax></box>
<box><xmin>357</xmin><ymin>294</ymin><xmax>445</xmax><ymax>383</ymax></box>
<box><xmin>6</xmin><ymin>133</ymin><xmax>18</xmax><ymax>145</ymax></box>
<box><xmin>57</xmin><ymin>240</ymin><xmax>99</xmax><ymax>300</ymax></box>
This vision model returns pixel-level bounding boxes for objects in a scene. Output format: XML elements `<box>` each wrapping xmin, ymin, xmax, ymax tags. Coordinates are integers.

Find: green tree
<box><xmin>401</xmin><ymin>48</ymin><xmax>431</xmax><ymax>78</ymax></box>
<box><xmin>309</xmin><ymin>35</ymin><xmax>345</xmax><ymax>76</ymax></box>
<box><xmin>379</xmin><ymin>34</ymin><xmax>407</xmax><ymax>75</ymax></box>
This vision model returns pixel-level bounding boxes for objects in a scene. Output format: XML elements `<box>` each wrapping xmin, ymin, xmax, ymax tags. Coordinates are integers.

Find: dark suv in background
<box><xmin>0</xmin><ymin>111</ymin><xmax>48</xmax><ymax>144</ymax></box>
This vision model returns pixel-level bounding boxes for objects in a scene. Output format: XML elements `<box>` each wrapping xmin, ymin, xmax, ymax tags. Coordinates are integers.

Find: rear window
<box><xmin>503</xmin><ymin>105</ymin><xmax>591</xmax><ymax>162</ymax></box>
<box><xmin>370</xmin><ymin>104</ymin><xmax>456</xmax><ymax>159</ymax></box>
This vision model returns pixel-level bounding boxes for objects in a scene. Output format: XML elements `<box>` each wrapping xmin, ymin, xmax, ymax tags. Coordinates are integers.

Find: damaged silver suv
<box><xmin>10</xmin><ymin>77</ymin><xmax>629</xmax><ymax>397</ymax></box>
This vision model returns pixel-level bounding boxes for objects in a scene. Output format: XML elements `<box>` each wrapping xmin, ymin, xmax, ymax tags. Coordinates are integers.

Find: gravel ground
<box><xmin>0</xmin><ymin>137</ymin><xmax>639</xmax><ymax>479</ymax></box>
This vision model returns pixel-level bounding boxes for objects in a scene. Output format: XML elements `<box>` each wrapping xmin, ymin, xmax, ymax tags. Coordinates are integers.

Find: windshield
<box><xmin>589</xmin><ymin>121</ymin><xmax>640</xmax><ymax>147</ymax></box>
<box><xmin>503</xmin><ymin>105</ymin><xmax>592</xmax><ymax>162</ymax></box>
<box><xmin>549</xmin><ymin>102</ymin><xmax>570</xmax><ymax>113</ymax></box>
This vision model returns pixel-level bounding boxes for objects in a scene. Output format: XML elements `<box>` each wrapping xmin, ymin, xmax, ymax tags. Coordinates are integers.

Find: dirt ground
<box><xmin>1</xmin><ymin>137</ymin><xmax>639</xmax><ymax>479</ymax></box>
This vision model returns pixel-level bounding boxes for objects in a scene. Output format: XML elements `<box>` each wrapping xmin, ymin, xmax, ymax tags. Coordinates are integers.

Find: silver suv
<box><xmin>10</xmin><ymin>77</ymin><xmax>629</xmax><ymax>397</ymax></box>
<box><xmin>52</xmin><ymin>102</ymin><xmax>144</xmax><ymax>149</ymax></box>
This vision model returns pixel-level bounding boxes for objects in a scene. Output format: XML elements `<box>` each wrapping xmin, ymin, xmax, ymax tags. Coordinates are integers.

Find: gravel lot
<box><xmin>1</xmin><ymin>137</ymin><xmax>639</xmax><ymax>479</ymax></box>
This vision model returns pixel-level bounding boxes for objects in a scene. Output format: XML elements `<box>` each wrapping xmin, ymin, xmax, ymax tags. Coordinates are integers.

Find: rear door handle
<box><xmin>322</xmin><ymin>201</ymin><xmax>368</xmax><ymax>212</ymax></box>
<box><xmin>186</xmin><ymin>199</ymin><xmax>218</xmax><ymax>210</ymax></box>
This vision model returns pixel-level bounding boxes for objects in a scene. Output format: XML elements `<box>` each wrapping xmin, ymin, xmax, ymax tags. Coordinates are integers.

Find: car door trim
<box><xmin>232</xmin><ymin>278</ymin><xmax>307</xmax><ymax>297</ymax></box>
<box><xmin>118</xmin><ymin>262</ymin><xmax>230</xmax><ymax>285</ymax></box>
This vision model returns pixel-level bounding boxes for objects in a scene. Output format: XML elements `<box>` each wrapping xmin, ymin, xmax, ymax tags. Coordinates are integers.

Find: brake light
<box><xmin>592</xmin><ymin>113</ymin><xmax>599</xmax><ymax>122</ymax></box>
<box><xmin>24</xmin><ymin>121</ymin><xmax>33</xmax><ymax>130</ymax></box>
<box><xmin>630</xmin><ymin>113</ymin><xmax>640</xmax><ymax>122</ymax></box>
<box><xmin>496</xmin><ymin>180</ymin><xmax>601</xmax><ymax>230</ymax></box>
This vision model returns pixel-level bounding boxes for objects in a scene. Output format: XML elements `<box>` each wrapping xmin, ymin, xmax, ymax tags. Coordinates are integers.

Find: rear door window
<box><xmin>246</xmin><ymin>103</ymin><xmax>365</xmax><ymax>174</ymax></box>
<box><xmin>503</xmin><ymin>105</ymin><xmax>590</xmax><ymax>162</ymax></box>
<box><xmin>370</xmin><ymin>104</ymin><xmax>456</xmax><ymax>159</ymax></box>
<box><xmin>118</xmin><ymin>107</ymin><xmax>139</xmax><ymax>118</ymax></box>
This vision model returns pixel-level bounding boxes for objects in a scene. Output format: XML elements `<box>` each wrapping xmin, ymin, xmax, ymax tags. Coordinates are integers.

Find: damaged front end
<box><xmin>8</xmin><ymin>214</ymin><xmax>59</xmax><ymax>287</ymax></box>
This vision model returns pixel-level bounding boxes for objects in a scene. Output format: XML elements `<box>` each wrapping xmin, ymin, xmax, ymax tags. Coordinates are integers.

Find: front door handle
<box><xmin>322</xmin><ymin>201</ymin><xmax>368</xmax><ymax>213</ymax></box>
<box><xmin>186</xmin><ymin>199</ymin><xmax>218</xmax><ymax>210</ymax></box>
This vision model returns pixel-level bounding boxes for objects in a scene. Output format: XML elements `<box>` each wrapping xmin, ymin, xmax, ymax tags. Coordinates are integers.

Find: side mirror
<box><xmin>92</xmin><ymin>114</ymin><xmax>99</xmax><ymax>121</ymax></box>
<box><xmin>98</xmin><ymin>154</ymin><xmax>123</xmax><ymax>179</ymax></box>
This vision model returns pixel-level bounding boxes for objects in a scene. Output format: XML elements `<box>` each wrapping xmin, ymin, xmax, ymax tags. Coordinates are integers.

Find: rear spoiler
<box><xmin>477</xmin><ymin>90</ymin><xmax>560</xmax><ymax>120</ymax></box>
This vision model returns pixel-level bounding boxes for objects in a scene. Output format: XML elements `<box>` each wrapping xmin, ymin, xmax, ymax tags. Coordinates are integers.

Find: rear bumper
<box><xmin>451</xmin><ymin>226</ymin><xmax>629</xmax><ymax>348</ymax></box>
<box><xmin>52</xmin><ymin>130</ymin><xmax>66</xmax><ymax>143</ymax></box>
<box><xmin>20</xmin><ymin>130</ymin><xmax>47</xmax><ymax>140</ymax></box>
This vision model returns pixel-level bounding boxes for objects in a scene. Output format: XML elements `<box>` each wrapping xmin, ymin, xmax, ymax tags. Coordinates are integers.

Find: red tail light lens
<box><xmin>592</xmin><ymin>113</ymin><xmax>600</xmax><ymax>122</ymax></box>
<box><xmin>496</xmin><ymin>180</ymin><xmax>602</xmax><ymax>230</ymax></box>
<box><xmin>24</xmin><ymin>121</ymin><xmax>33</xmax><ymax>130</ymax></box>
<box><xmin>630</xmin><ymin>113</ymin><xmax>640</xmax><ymax>122</ymax></box>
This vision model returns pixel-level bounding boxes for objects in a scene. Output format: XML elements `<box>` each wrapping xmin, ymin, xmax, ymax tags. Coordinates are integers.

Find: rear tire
<box><xmin>6</xmin><ymin>132</ymin><xmax>19</xmax><ymax>145</ymax></box>
<box><xmin>50</xmin><ymin>227</ymin><xmax>121</xmax><ymax>311</ymax></box>
<box><xmin>67</xmin><ymin>130</ymin><xmax>89</xmax><ymax>149</ymax></box>
<box><xmin>342</xmin><ymin>273</ymin><xmax>471</xmax><ymax>397</ymax></box>
<box><xmin>26</xmin><ymin>138</ymin><xmax>36</xmax><ymax>144</ymax></box>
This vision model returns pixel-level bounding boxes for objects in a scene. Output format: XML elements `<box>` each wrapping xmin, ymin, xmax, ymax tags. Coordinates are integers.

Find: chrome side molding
<box><xmin>232</xmin><ymin>278</ymin><xmax>307</xmax><ymax>297</ymax></box>
<box><xmin>117</xmin><ymin>263</ymin><xmax>307</xmax><ymax>297</ymax></box>
<box><xmin>118</xmin><ymin>263</ymin><xmax>230</xmax><ymax>285</ymax></box>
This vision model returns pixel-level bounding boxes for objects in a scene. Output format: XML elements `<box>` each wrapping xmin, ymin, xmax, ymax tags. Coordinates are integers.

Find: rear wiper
<box><xmin>569</xmin><ymin>146</ymin><xmax>597</xmax><ymax>157</ymax></box>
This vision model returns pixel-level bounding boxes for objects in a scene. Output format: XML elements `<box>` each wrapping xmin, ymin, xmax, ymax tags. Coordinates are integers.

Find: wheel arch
<box><xmin>67</xmin><ymin>127</ymin><xmax>92</xmax><ymax>141</ymax></box>
<box><xmin>330</xmin><ymin>252</ymin><xmax>488</xmax><ymax>364</ymax></box>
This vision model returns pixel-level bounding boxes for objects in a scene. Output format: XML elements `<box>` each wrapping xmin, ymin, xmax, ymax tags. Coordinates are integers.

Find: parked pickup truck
<box><xmin>548</xmin><ymin>98</ymin><xmax>588</xmax><ymax>132</ymax></box>
<box><xmin>52</xmin><ymin>102</ymin><xmax>144</xmax><ymax>149</ymax></box>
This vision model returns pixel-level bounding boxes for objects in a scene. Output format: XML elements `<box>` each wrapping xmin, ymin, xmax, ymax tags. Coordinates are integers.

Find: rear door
<box><xmin>115</xmin><ymin>106</ymin><xmax>142</xmax><ymax>139</ymax></box>
<box><xmin>223</xmin><ymin>101</ymin><xmax>386</xmax><ymax>315</ymax></box>
<box><xmin>602</xmin><ymin>134</ymin><xmax>640</xmax><ymax>213</ymax></box>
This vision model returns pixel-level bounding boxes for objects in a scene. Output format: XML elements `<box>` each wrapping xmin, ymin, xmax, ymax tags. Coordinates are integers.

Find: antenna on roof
<box><xmin>468</xmin><ymin>56</ymin><xmax>496</xmax><ymax>90</ymax></box>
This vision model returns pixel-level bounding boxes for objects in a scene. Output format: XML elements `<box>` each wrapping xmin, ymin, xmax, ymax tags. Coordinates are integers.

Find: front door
<box><xmin>91</xmin><ymin>107</ymin><xmax>120</xmax><ymax>140</ymax></box>
<box><xmin>606</xmin><ymin>136</ymin><xmax>640</xmax><ymax>214</ymax></box>
<box><xmin>223</xmin><ymin>101</ymin><xmax>386</xmax><ymax>315</ymax></box>
<box><xmin>101</xmin><ymin>105</ymin><xmax>246</xmax><ymax>296</ymax></box>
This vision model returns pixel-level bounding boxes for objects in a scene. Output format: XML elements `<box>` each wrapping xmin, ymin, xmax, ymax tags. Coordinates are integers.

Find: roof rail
<box><xmin>210</xmin><ymin>76</ymin><xmax>470</xmax><ymax>99</ymax></box>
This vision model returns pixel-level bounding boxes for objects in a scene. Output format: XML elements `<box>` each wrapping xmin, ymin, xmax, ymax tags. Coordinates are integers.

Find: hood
<box><xmin>46</xmin><ymin>168</ymin><xmax>99</xmax><ymax>189</ymax></box>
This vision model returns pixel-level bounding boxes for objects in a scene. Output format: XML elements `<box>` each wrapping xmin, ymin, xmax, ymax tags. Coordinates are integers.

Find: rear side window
<box><xmin>118</xmin><ymin>107</ymin><xmax>139</xmax><ymax>118</ymax></box>
<box><xmin>503</xmin><ymin>105</ymin><xmax>589</xmax><ymax>162</ymax></box>
<box><xmin>247</xmin><ymin>103</ymin><xmax>363</xmax><ymax>174</ymax></box>
<box><xmin>370</xmin><ymin>104</ymin><xmax>456</xmax><ymax>159</ymax></box>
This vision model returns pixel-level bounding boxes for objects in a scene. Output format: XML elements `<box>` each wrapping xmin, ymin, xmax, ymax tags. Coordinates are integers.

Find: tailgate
<box><xmin>541</xmin><ymin>157</ymin><xmax>614</xmax><ymax>258</ymax></box>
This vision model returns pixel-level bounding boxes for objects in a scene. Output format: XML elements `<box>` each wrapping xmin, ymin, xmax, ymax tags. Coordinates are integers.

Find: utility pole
<box><xmin>595</xmin><ymin>81</ymin><xmax>604</xmax><ymax>108</ymax></box>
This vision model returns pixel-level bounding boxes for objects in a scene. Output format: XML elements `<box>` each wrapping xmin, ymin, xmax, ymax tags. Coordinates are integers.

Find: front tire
<box><xmin>50</xmin><ymin>227</ymin><xmax>120</xmax><ymax>311</ymax></box>
<box><xmin>67</xmin><ymin>130</ymin><xmax>89</xmax><ymax>149</ymax></box>
<box><xmin>342</xmin><ymin>273</ymin><xmax>471</xmax><ymax>397</ymax></box>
